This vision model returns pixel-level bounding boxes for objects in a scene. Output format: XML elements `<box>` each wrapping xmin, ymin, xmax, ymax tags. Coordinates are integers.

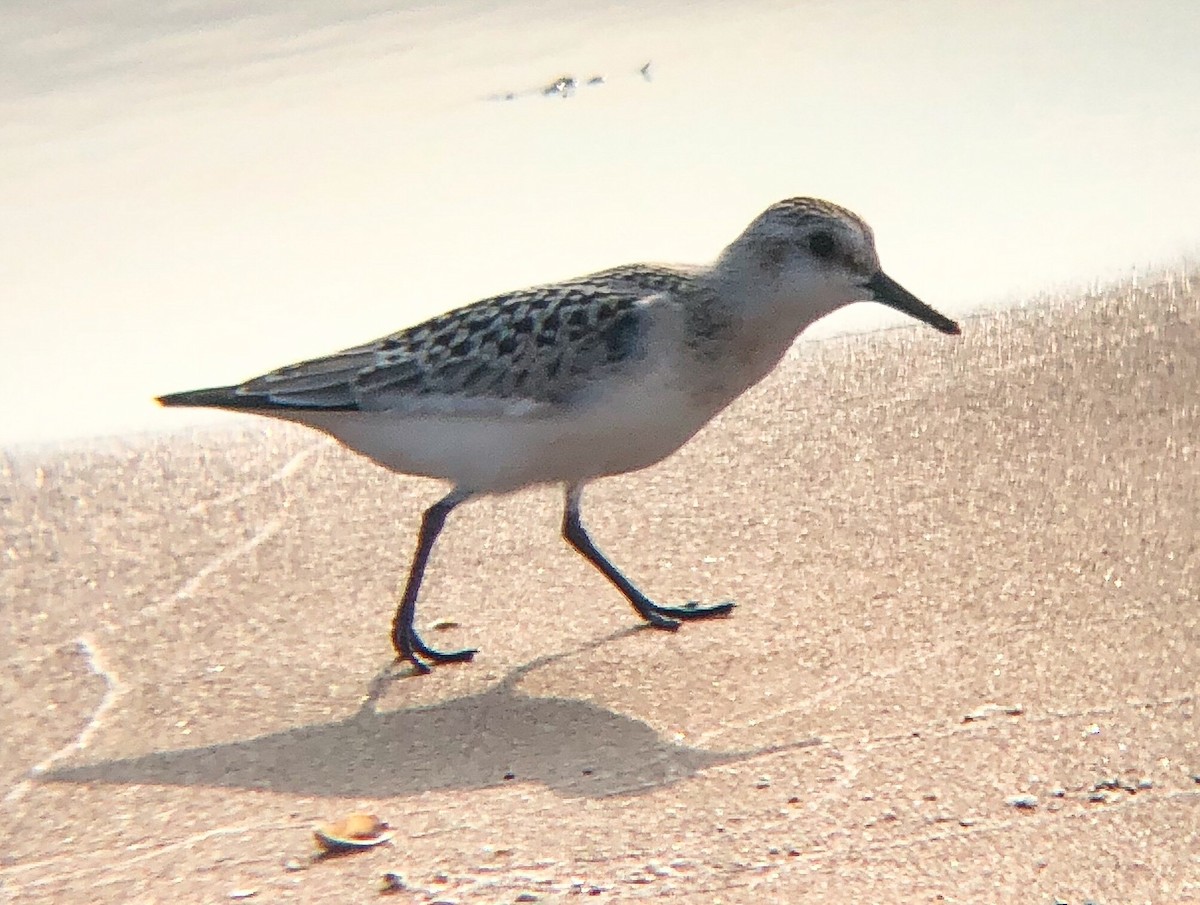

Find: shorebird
<box><xmin>159</xmin><ymin>197</ymin><xmax>960</xmax><ymax>673</ymax></box>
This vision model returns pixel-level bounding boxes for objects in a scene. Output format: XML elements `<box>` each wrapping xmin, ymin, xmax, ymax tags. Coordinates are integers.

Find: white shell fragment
<box><xmin>313</xmin><ymin>813</ymin><xmax>395</xmax><ymax>854</ymax></box>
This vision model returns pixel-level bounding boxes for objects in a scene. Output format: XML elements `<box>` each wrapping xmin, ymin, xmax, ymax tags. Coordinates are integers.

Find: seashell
<box><xmin>313</xmin><ymin>813</ymin><xmax>395</xmax><ymax>854</ymax></box>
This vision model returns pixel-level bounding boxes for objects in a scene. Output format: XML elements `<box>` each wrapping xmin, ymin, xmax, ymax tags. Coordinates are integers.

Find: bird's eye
<box><xmin>807</xmin><ymin>231</ymin><xmax>836</xmax><ymax>258</ymax></box>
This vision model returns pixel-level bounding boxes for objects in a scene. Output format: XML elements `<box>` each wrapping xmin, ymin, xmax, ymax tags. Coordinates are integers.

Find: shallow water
<box><xmin>2</xmin><ymin>0</ymin><xmax>1198</xmax><ymax>444</ymax></box>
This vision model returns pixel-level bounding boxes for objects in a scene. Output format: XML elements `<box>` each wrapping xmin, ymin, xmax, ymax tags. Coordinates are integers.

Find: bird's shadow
<box><xmin>45</xmin><ymin>629</ymin><xmax>819</xmax><ymax>799</ymax></box>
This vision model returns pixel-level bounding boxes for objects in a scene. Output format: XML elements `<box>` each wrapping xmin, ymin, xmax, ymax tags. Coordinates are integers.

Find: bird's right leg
<box><xmin>561</xmin><ymin>484</ymin><xmax>735</xmax><ymax>628</ymax></box>
<box><xmin>391</xmin><ymin>489</ymin><xmax>477</xmax><ymax>674</ymax></box>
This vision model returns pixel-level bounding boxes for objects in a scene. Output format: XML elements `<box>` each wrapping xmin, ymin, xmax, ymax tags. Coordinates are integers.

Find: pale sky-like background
<box><xmin>2</xmin><ymin>0</ymin><xmax>1198</xmax><ymax>444</ymax></box>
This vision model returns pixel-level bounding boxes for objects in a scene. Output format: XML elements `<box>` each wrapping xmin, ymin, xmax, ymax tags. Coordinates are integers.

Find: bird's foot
<box><xmin>393</xmin><ymin>627</ymin><xmax>477</xmax><ymax>675</ymax></box>
<box><xmin>637</xmin><ymin>599</ymin><xmax>736</xmax><ymax>630</ymax></box>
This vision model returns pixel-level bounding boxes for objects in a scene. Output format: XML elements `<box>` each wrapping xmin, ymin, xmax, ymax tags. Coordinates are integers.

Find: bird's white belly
<box><xmin>297</xmin><ymin>376</ymin><xmax>712</xmax><ymax>494</ymax></box>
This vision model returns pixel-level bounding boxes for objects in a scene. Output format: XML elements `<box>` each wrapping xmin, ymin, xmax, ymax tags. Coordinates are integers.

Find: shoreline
<box><xmin>5</xmin><ymin>263</ymin><xmax>1195</xmax><ymax>460</ymax></box>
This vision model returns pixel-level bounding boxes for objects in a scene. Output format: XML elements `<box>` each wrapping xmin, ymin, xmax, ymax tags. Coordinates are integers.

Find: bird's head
<box><xmin>717</xmin><ymin>197</ymin><xmax>960</xmax><ymax>336</ymax></box>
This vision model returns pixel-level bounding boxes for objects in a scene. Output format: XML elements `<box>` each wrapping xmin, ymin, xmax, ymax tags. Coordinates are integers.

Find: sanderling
<box><xmin>159</xmin><ymin>197</ymin><xmax>960</xmax><ymax>673</ymax></box>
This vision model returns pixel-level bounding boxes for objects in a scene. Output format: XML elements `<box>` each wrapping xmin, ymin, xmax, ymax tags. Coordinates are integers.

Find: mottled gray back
<box><xmin>242</xmin><ymin>265</ymin><xmax>691</xmax><ymax>411</ymax></box>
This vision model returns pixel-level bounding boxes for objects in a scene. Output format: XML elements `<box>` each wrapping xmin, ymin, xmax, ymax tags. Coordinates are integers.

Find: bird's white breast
<box><xmin>294</xmin><ymin>351</ymin><xmax>716</xmax><ymax>494</ymax></box>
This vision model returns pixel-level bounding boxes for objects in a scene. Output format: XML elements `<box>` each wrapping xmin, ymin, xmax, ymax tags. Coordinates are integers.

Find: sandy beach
<box><xmin>1</xmin><ymin>273</ymin><xmax>1196</xmax><ymax>902</ymax></box>
<box><xmin>4</xmin><ymin>1</ymin><xmax>1199</xmax><ymax>900</ymax></box>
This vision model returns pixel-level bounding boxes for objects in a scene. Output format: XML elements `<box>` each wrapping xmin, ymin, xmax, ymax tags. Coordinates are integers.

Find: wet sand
<box><xmin>1</xmin><ymin>274</ymin><xmax>1197</xmax><ymax>902</ymax></box>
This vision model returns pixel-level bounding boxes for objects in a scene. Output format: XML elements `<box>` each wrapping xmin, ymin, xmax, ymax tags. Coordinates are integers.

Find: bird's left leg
<box><xmin>391</xmin><ymin>488</ymin><xmax>478</xmax><ymax>673</ymax></box>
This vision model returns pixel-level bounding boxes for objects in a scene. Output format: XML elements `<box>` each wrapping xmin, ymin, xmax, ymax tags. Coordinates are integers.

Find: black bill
<box><xmin>866</xmin><ymin>271</ymin><xmax>960</xmax><ymax>335</ymax></box>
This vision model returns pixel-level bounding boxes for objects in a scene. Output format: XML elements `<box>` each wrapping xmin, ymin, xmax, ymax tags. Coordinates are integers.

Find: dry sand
<box><xmin>1</xmin><ymin>276</ymin><xmax>1197</xmax><ymax>903</ymax></box>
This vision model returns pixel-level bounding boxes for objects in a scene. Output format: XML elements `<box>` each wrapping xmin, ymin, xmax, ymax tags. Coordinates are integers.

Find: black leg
<box><xmin>391</xmin><ymin>489</ymin><xmax>477</xmax><ymax>674</ymax></box>
<box><xmin>561</xmin><ymin>484</ymin><xmax>735</xmax><ymax>629</ymax></box>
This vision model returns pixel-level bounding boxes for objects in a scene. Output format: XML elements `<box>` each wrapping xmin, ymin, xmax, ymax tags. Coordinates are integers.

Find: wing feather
<box><xmin>169</xmin><ymin>265</ymin><xmax>690</xmax><ymax>416</ymax></box>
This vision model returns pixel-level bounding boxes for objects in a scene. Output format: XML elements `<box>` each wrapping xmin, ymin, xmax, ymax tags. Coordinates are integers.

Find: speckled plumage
<box><xmin>238</xmin><ymin>264</ymin><xmax>693</xmax><ymax>412</ymax></box>
<box><xmin>158</xmin><ymin>196</ymin><xmax>960</xmax><ymax>673</ymax></box>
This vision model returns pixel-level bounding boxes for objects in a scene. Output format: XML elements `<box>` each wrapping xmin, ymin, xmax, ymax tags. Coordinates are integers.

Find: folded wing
<box><xmin>157</xmin><ymin>266</ymin><xmax>687</xmax><ymax>418</ymax></box>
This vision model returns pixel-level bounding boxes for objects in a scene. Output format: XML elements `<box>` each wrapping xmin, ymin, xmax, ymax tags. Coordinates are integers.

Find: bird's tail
<box><xmin>156</xmin><ymin>386</ymin><xmax>261</xmax><ymax>410</ymax></box>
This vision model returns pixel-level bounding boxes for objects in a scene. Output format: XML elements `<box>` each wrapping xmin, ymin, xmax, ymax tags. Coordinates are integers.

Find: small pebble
<box><xmin>380</xmin><ymin>873</ymin><xmax>405</xmax><ymax>894</ymax></box>
<box><xmin>1136</xmin><ymin>778</ymin><xmax>1153</xmax><ymax>790</ymax></box>
<box><xmin>1005</xmin><ymin>794</ymin><xmax>1038</xmax><ymax>809</ymax></box>
<box><xmin>228</xmin><ymin>892</ymin><xmax>257</xmax><ymax>901</ymax></box>
<box><xmin>542</xmin><ymin>76</ymin><xmax>576</xmax><ymax>96</ymax></box>
<box><xmin>516</xmin><ymin>895</ymin><xmax>539</xmax><ymax>903</ymax></box>
<box><xmin>1088</xmin><ymin>791</ymin><xmax>1109</xmax><ymax>803</ymax></box>
<box><xmin>282</xmin><ymin>859</ymin><xmax>306</xmax><ymax>872</ymax></box>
